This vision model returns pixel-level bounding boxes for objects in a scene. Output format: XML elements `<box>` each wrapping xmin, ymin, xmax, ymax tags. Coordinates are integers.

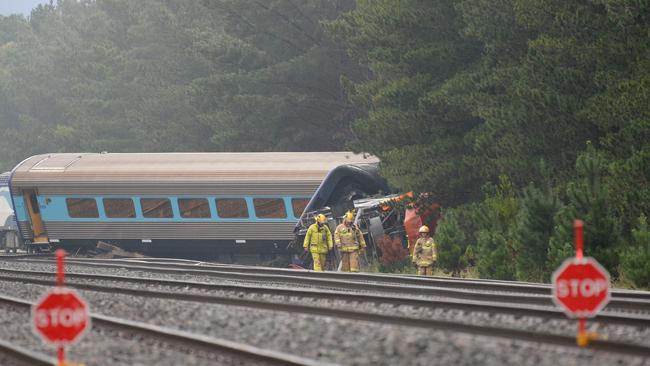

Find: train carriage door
<box><xmin>23</xmin><ymin>189</ymin><xmax>49</xmax><ymax>244</ymax></box>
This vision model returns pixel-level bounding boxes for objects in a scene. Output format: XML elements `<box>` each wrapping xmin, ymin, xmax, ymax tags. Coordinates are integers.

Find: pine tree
<box><xmin>620</xmin><ymin>215</ymin><xmax>650</xmax><ymax>289</ymax></box>
<box><xmin>477</xmin><ymin>231</ymin><xmax>515</xmax><ymax>280</ymax></box>
<box><xmin>435</xmin><ymin>211</ymin><xmax>467</xmax><ymax>276</ymax></box>
<box><xmin>547</xmin><ymin>146</ymin><xmax>621</xmax><ymax>275</ymax></box>
<box><xmin>476</xmin><ymin>175</ymin><xmax>518</xmax><ymax>280</ymax></box>
<box><xmin>512</xmin><ymin>185</ymin><xmax>561</xmax><ymax>282</ymax></box>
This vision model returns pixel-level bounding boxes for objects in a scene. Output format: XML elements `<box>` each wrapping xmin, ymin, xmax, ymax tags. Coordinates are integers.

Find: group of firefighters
<box><xmin>303</xmin><ymin>211</ymin><xmax>437</xmax><ymax>275</ymax></box>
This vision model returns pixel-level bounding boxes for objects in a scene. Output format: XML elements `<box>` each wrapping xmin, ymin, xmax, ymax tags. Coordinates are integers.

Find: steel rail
<box><xmin>159</xmin><ymin>261</ymin><xmax>650</xmax><ymax>299</ymax></box>
<box><xmin>0</xmin><ymin>279</ymin><xmax>649</xmax><ymax>358</ymax></box>
<box><xmin>62</xmin><ymin>258</ymin><xmax>563</xmax><ymax>294</ymax></box>
<box><xmin>0</xmin><ymin>268</ymin><xmax>648</xmax><ymax>328</ymax></box>
<box><xmin>0</xmin><ymin>294</ymin><xmax>337</xmax><ymax>366</ymax></box>
<box><xmin>7</xmin><ymin>259</ymin><xmax>648</xmax><ymax>313</ymax></box>
<box><xmin>6</xmin><ymin>256</ymin><xmax>650</xmax><ymax>299</ymax></box>
<box><xmin>0</xmin><ymin>339</ymin><xmax>55</xmax><ymax>366</ymax></box>
<box><xmin>0</xmin><ymin>254</ymin><xmax>54</xmax><ymax>260</ymax></box>
<box><xmin>20</xmin><ymin>256</ymin><xmax>650</xmax><ymax>300</ymax></box>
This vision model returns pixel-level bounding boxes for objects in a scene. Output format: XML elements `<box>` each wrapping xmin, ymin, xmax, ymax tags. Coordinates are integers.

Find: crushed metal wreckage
<box><xmin>290</xmin><ymin>192</ymin><xmax>439</xmax><ymax>270</ymax></box>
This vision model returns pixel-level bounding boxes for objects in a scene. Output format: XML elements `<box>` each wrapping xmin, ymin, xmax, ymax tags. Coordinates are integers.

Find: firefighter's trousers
<box><xmin>340</xmin><ymin>251</ymin><xmax>360</xmax><ymax>272</ymax></box>
<box><xmin>417</xmin><ymin>265</ymin><xmax>433</xmax><ymax>276</ymax></box>
<box><xmin>311</xmin><ymin>253</ymin><xmax>327</xmax><ymax>272</ymax></box>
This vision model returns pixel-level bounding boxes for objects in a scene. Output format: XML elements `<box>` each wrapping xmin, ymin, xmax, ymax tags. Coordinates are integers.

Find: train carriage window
<box><xmin>216</xmin><ymin>198</ymin><xmax>249</xmax><ymax>218</ymax></box>
<box><xmin>253</xmin><ymin>198</ymin><xmax>287</xmax><ymax>219</ymax></box>
<box><xmin>178</xmin><ymin>198</ymin><xmax>211</xmax><ymax>218</ymax></box>
<box><xmin>140</xmin><ymin>198</ymin><xmax>173</xmax><ymax>218</ymax></box>
<box><xmin>291</xmin><ymin>198</ymin><xmax>309</xmax><ymax>217</ymax></box>
<box><xmin>103</xmin><ymin>198</ymin><xmax>136</xmax><ymax>218</ymax></box>
<box><xmin>66</xmin><ymin>198</ymin><xmax>99</xmax><ymax>218</ymax></box>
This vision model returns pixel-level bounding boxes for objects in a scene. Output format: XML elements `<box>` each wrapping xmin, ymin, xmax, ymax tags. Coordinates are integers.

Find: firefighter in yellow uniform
<box><xmin>303</xmin><ymin>214</ymin><xmax>333</xmax><ymax>271</ymax></box>
<box><xmin>334</xmin><ymin>211</ymin><xmax>366</xmax><ymax>272</ymax></box>
<box><xmin>412</xmin><ymin>225</ymin><xmax>437</xmax><ymax>276</ymax></box>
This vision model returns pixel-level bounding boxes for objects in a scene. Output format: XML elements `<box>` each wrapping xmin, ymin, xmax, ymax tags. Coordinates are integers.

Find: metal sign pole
<box><xmin>56</xmin><ymin>249</ymin><xmax>65</xmax><ymax>366</ymax></box>
<box><xmin>574</xmin><ymin>220</ymin><xmax>588</xmax><ymax>347</ymax></box>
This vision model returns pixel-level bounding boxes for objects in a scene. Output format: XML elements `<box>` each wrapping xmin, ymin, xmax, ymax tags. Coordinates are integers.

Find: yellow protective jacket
<box><xmin>413</xmin><ymin>237</ymin><xmax>437</xmax><ymax>266</ymax></box>
<box><xmin>334</xmin><ymin>223</ymin><xmax>366</xmax><ymax>252</ymax></box>
<box><xmin>303</xmin><ymin>223</ymin><xmax>333</xmax><ymax>254</ymax></box>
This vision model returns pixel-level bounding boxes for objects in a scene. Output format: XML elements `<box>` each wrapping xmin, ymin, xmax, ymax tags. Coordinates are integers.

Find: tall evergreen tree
<box><xmin>620</xmin><ymin>215</ymin><xmax>650</xmax><ymax>289</ymax></box>
<box><xmin>193</xmin><ymin>0</ymin><xmax>359</xmax><ymax>152</ymax></box>
<box><xmin>475</xmin><ymin>175</ymin><xmax>518</xmax><ymax>280</ymax></box>
<box><xmin>512</xmin><ymin>184</ymin><xmax>561</xmax><ymax>282</ymax></box>
<box><xmin>547</xmin><ymin>146</ymin><xmax>621</xmax><ymax>274</ymax></box>
<box><xmin>326</xmin><ymin>0</ymin><xmax>484</xmax><ymax>206</ymax></box>
<box><xmin>435</xmin><ymin>211</ymin><xmax>468</xmax><ymax>276</ymax></box>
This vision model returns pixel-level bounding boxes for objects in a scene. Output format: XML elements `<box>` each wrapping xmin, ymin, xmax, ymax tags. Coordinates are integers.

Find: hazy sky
<box><xmin>0</xmin><ymin>0</ymin><xmax>49</xmax><ymax>16</ymax></box>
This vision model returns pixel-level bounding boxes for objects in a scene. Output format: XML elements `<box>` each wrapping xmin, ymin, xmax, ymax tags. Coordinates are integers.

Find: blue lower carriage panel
<box><xmin>39</xmin><ymin>221</ymin><xmax>297</xmax><ymax>254</ymax></box>
<box><xmin>55</xmin><ymin>239</ymin><xmax>289</xmax><ymax>256</ymax></box>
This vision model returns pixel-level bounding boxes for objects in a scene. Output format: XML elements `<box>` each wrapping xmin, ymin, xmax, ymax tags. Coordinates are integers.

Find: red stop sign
<box><xmin>32</xmin><ymin>288</ymin><xmax>90</xmax><ymax>345</ymax></box>
<box><xmin>552</xmin><ymin>257</ymin><xmax>610</xmax><ymax>318</ymax></box>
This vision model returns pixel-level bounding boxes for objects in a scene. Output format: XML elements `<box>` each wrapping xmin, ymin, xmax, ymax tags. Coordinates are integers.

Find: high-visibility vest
<box><xmin>335</xmin><ymin>223</ymin><xmax>366</xmax><ymax>252</ymax></box>
<box><xmin>303</xmin><ymin>224</ymin><xmax>333</xmax><ymax>254</ymax></box>
<box><xmin>413</xmin><ymin>237</ymin><xmax>437</xmax><ymax>266</ymax></box>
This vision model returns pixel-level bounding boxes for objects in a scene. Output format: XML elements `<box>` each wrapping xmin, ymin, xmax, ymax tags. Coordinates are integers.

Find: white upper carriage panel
<box><xmin>10</xmin><ymin>152</ymin><xmax>380</xmax><ymax>196</ymax></box>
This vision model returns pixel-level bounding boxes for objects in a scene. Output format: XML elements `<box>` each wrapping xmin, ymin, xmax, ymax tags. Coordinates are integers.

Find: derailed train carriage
<box><xmin>7</xmin><ymin>152</ymin><xmax>389</xmax><ymax>256</ymax></box>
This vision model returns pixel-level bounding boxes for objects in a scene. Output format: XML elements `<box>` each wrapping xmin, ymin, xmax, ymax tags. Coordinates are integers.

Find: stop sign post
<box><xmin>32</xmin><ymin>250</ymin><xmax>89</xmax><ymax>366</ymax></box>
<box><xmin>552</xmin><ymin>220</ymin><xmax>610</xmax><ymax>346</ymax></box>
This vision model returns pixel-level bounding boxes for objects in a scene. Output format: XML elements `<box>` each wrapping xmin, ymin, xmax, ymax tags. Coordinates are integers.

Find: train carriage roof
<box><xmin>10</xmin><ymin>153</ymin><xmax>380</xmax><ymax>196</ymax></box>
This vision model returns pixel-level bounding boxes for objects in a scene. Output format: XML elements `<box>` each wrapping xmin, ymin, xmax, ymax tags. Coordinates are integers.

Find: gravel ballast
<box><xmin>0</xmin><ymin>270</ymin><xmax>649</xmax><ymax>365</ymax></box>
<box><xmin>2</xmin><ymin>270</ymin><xmax>649</xmax><ymax>348</ymax></box>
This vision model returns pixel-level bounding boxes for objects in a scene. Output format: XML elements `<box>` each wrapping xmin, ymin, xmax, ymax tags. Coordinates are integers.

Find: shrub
<box><xmin>376</xmin><ymin>235</ymin><xmax>411</xmax><ymax>273</ymax></box>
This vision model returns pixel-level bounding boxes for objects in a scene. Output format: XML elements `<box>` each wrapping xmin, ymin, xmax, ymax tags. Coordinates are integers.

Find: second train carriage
<box><xmin>1</xmin><ymin>172</ymin><xmax>21</xmax><ymax>252</ymax></box>
<box><xmin>7</xmin><ymin>152</ymin><xmax>388</xmax><ymax>255</ymax></box>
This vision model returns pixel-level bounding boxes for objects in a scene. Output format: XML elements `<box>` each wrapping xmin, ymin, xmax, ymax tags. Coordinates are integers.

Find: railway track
<box><xmin>5</xmin><ymin>257</ymin><xmax>648</xmax><ymax>314</ymax></box>
<box><xmin>4</xmin><ymin>255</ymin><xmax>648</xmax><ymax>298</ymax></box>
<box><xmin>1</xmin><ymin>258</ymin><xmax>650</xmax><ymax>361</ymax></box>
<box><xmin>0</xmin><ymin>339</ymin><xmax>54</xmax><ymax>366</ymax></box>
<box><xmin>15</xmin><ymin>256</ymin><xmax>650</xmax><ymax>299</ymax></box>
<box><xmin>1</xmin><ymin>267</ymin><xmax>650</xmax><ymax>357</ymax></box>
<box><xmin>0</xmin><ymin>293</ymin><xmax>335</xmax><ymax>366</ymax></box>
<box><xmin>0</xmin><ymin>267</ymin><xmax>648</xmax><ymax>329</ymax></box>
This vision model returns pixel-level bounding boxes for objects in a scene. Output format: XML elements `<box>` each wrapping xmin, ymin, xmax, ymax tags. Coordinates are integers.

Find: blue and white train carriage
<box><xmin>1</xmin><ymin>172</ymin><xmax>21</xmax><ymax>252</ymax></box>
<box><xmin>7</xmin><ymin>152</ymin><xmax>388</xmax><ymax>255</ymax></box>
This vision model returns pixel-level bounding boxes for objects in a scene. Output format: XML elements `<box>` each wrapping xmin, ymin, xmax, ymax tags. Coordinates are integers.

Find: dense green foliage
<box><xmin>328</xmin><ymin>1</ymin><xmax>650</xmax><ymax>286</ymax></box>
<box><xmin>512</xmin><ymin>183</ymin><xmax>561</xmax><ymax>282</ymax></box>
<box><xmin>325</xmin><ymin>0</ymin><xmax>485</xmax><ymax>206</ymax></box>
<box><xmin>434</xmin><ymin>211</ymin><xmax>467</xmax><ymax>276</ymax></box>
<box><xmin>0</xmin><ymin>0</ymin><xmax>357</xmax><ymax>170</ymax></box>
<box><xmin>620</xmin><ymin>215</ymin><xmax>650</xmax><ymax>288</ymax></box>
<box><xmin>1</xmin><ymin>0</ymin><xmax>648</xmax><ymax>286</ymax></box>
<box><xmin>547</xmin><ymin>147</ymin><xmax>622</xmax><ymax>274</ymax></box>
